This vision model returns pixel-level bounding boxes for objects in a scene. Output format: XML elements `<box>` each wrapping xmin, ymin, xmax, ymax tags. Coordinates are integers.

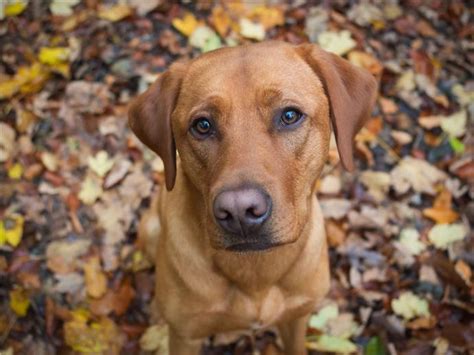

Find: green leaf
<box><xmin>309</xmin><ymin>303</ymin><xmax>339</xmax><ymax>330</ymax></box>
<box><xmin>449</xmin><ymin>137</ymin><xmax>465</xmax><ymax>154</ymax></box>
<box><xmin>365</xmin><ymin>336</ymin><xmax>386</xmax><ymax>355</ymax></box>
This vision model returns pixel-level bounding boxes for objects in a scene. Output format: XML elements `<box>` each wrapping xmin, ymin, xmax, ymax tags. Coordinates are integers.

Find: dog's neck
<box><xmin>168</xmin><ymin>166</ymin><xmax>327</xmax><ymax>296</ymax></box>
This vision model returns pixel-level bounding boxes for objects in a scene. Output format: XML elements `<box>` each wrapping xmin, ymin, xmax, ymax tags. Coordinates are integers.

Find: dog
<box><xmin>129</xmin><ymin>41</ymin><xmax>377</xmax><ymax>354</ymax></box>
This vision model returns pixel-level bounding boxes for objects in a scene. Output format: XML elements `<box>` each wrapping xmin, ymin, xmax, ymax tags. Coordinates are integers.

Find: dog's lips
<box><xmin>224</xmin><ymin>240</ymin><xmax>283</xmax><ymax>252</ymax></box>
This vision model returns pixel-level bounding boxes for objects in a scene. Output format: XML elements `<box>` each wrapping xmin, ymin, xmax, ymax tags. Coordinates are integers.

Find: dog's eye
<box><xmin>280</xmin><ymin>108</ymin><xmax>304</xmax><ymax>126</ymax></box>
<box><xmin>190</xmin><ymin>117</ymin><xmax>213</xmax><ymax>138</ymax></box>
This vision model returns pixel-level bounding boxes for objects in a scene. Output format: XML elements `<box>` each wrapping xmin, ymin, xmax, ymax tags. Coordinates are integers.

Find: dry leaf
<box><xmin>306</xmin><ymin>335</ymin><xmax>357</xmax><ymax>353</ymax></box>
<box><xmin>428</xmin><ymin>223</ymin><xmax>467</xmax><ymax>249</ymax></box>
<box><xmin>0</xmin><ymin>123</ymin><xmax>16</xmax><ymax>162</ymax></box>
<box><xmin>391</xmin><ymin>292</ymin><xmax>430</xmax><ymax>320</ymax></box>
<box><xmin>390</xmin><ymin>157</ymin><xmax>447</xmax><ymax>195</ymax></box>
<box><xmin>398</xmin><ymin>228</ymin><xmax>426</xmax><ymax>256</ymax></box>
<box><xmin>79</xmin><ymin>175</ymin><xmax>103</xmax><ymax>205</ymax></box>
<box><xmin>83</xmin><ymin>256</ymin><xmax>107</xmax><ymax>299</ymax></box>
<box><xmin>172</xmin><ymin>12</ymin><xmax>200</xmax><ymax>37</ymax></box>
<box><xmin>423</xmin><ymin>189</ymin><xmax>459</xmax><ymax>224</ymax></box>
<box><xmin>98</xmin><ymin>4</ymin><xmax>132</xmax><ymax>22</ymax></box>
<box><xmin>318</xmin><ymin>31</ymin><xmax>356</xmax><ymax>56</ymax></box>
<box><xmin>239</xmin><ymin>18</ymin><xmax>266</xmax><ymax>41</ymax></box>
<box><xmin>359</xmin><ymin>171</ymin><xmax>391</xmax><ymax>202</ymax></box>
<box><xmin>140</xmin><ymin>324</ymin><xmax>169</xmax><ymax>353</ymax></box>
<box><xmin>88</xmin><ymin>151</ymin><xmax>114</xmax><ymax>178</ymax></box>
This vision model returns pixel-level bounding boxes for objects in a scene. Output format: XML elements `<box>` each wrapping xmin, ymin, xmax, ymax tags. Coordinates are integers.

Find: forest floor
<box><xmin>0</xmin><ymin>1</ymin><xmax>472</xmax><ymax>354</ymax></box>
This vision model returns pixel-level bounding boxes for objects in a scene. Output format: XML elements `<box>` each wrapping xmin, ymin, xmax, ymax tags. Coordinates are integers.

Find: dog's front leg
<box><xmin>168</xmin><ymin>328</ymin><xmax>202</xmax><ymax>355</ymax></box>
<box><xmin>277</xmin><ymin>314</ymin><xmax>310</xmax><ymax>355</ymax></box>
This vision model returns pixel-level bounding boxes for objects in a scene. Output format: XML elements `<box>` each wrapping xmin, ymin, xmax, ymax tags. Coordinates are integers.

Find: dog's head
<box><xmin>129</xmin><ymin>42</ymin><xmax>377</xmax><ymax>252</ymax></box>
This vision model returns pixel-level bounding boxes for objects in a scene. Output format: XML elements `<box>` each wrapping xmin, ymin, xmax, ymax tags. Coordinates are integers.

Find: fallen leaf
<box><xmin>46</xmin><ymin>239</ymin><xmax>91</xmax><ymax>272</ymax></box>
<box><xmin>140</xmin><ymin>324</ymin><xmax>169</xmax><ymax>353</ymax></box>
<box><xmin>423</xmin><ymin>188</ymin><xmax>459</xmax><ymax>224</ymax></box>
<box><xmin>128</xmin><ymin>0</ymin><xmax>161</xmax><ymax>16</ymax></box>
<box><xmin>189</xmin><ymin>26</ymin><xmax>222</xmax><ymax>52</ymax></box>
<box><xmin>172</xmin><ymin>12</ymin><xmax>200</xmax><ymax>37</ymax></box>
<box><xmin>83</xmin><ymin>256</ymin><xmax>107</xmax><ymax>299</ymax></box>
<box><xmin>440</xmin><ymin>111</ymin><xmax>467</xmax><ymax>138</ymax></box>
<box><xmin>0</xmin><ymin>123</ymin><xmax>16</xmax><ymax>162</ymax></box>
<box><xmin>4</xmin><ymin>0</ymin><xmax>28</xmax><ymax>17</ymax></box>
<box><xmin>89</xmin><ymin>278</ymin><xmax>135</xmax><ymax>316</ymax></box>
<box><xmin>103</xmin><ymin>159</ymin><xmax>131</xmax><ymax>189</ymax></box>
<box><xmin>318</xmin><ymin>31</ymin><xmax>356</xmax><ymax>56</ymax></box>
<box><xmin>391</xmin><ymin>130</ymin><xmax>413</xmax><ymax>145</ymax></box>
<box><xmin>0</xmin><ymin>215</ymin><xmax>24</xmax><ymax>247</ymax></box>
<box><xmin>391</xmin><ymin>292</ymin><xmax>430</xmax><ymax>320</ymax></box>
<box><xmin>359</xmin><ymin>171</ymin><xmax>391</xmax><ymax>202</ymax></box>
<box><xmin>239</xmin><ymin>18</ymin><xmax>266</xmax><ymax>41</ymax></box>
<box><xmin>7</xmin><ymin>162</ymin><xmax>23</xmax><ymax>180</ymax></box>
<box><xmin>40</xmin><ymin>152</ymin><xmax>58</xmax><ymax>172</ymax></box>
<box><xmin>64</xmin><ymin>312</ymin><xmax>123</xmax><ymax>353</ymax></box>
<box><xmin>390</xmin><ymin>157</ymin><xmax>447</xmax><ymax>195</ymax></box>
<box><xmin>320</xmin><ymin>199</ymin><xmax>352</xmax><ymax>220</ymax></box>
<box><xmin>88</xmin><ymin>151</ymin><xmax>114</xmax><ymax>178</ymax></box>
<box><xmin>407</xmin><ymin>316</ymin><xmax>436</xmax><ymax>330</ymax></box>
<box><xmin>65</xmin><ymin>81</ymin><xmax>111</xmax><ymax>114</ymax></box>
<box><xmin>78</xmin><ymin>175</ymin><xmax>103</xmax><ymax>205</ymax></box>
<box><xmin>365</xmin><ymin>336</ymin><xmax>385</xmax><ymax>355</ymax></box>
<box><xmin>248</xmin><ymin>5</ymin><xmax>284</xmax><ymax>30</ymax></box>
<box><xmin>306</xmin><ymin>335</ymin><xmax>357</xmax><ymax>353</ymax></box>
<box><xmin>454</xmin><ymin>260</ymin><xmax>472</xmax><ymax>286</ymax></box>
<box><xmin>98</xmin><ymin>4</ymin><xmax>132</xmax><ymax>22</ymax></box>
<box><xmin>210</xmin><ymin>6</ymin><xmax>232</xmax><ymax>37</ymax></box>
<box><xmin>309</xmin><ymin>303</ymin><xmax>338</xmax><ymax>330</ymax></box>
<box><xmin>327</xmin><ymin>313</ymin><xmax>359</xmax><ymax>339</ymax></box>
<box><xmin>348</xmin><ymin>51</ymin><xmax>383</xmax><ymax>77</ymax></box>
<box><xmin>49</xmin><ymin>0</ymin><xmax>80</xmax><ymax>16</ymax></box>
<box><xmin>9</xmin><ymin>288</ymin><xmax>30</xmax><ymax>317</ymax></box>
<box><xmin>428</xmin><ymin>223</ymin><xmax>467</xmax><ymax>249</ymax></box>
<box><xmin>399</xmin><ymin>228</ymin><xmax>426</xmax><ymax>256</ymax></box>
<box><xmin>452</xmin><ymin>84</ymin><xmax>474</xmax><ymax>107</ymax></box>
<box><xmin>319</xmin><ymin>174</ymin><xmax>341</xmax><ymax>195</ymax></box>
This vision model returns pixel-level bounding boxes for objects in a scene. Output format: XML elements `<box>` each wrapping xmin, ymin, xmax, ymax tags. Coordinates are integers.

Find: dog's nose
<box><xmin>213</xmin><ymin>187</ymin><xmax>272</xmax><ymax>235</ymax></box>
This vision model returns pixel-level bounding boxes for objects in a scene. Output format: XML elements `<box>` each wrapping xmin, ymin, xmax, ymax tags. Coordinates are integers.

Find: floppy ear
<box><xmin>297</xmin><ymin>44</ymin><xmax>378</xmax><ymax>171</ymax></box>
<box><xmin>128</xmin><ymin>63</ymin><xmax>186</xmax><ymax>190</ymax></box>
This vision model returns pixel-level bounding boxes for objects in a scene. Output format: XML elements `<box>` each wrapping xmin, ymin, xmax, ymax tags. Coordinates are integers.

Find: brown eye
<box><xmin>281</xmin><ymin>108</ymin><xmax>304</xmax><ymax>126</ymax></box>
<box><xmin>190</xmin><ymin>117</ymin><xmax>213</xmax><ymax>138</ymax></box>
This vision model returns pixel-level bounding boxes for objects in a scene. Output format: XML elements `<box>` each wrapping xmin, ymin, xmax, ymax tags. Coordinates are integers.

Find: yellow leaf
<box><xmin>0</xmin><ymin>77</ymin><xmax>21</xmax><ymax>99</ymax></box>
<box><xmin>8</xmin><ymin>163</ymin><xmax>23</xmax><ymax>180</ymax></box>
<box><xmin>172</xmin><ymin>12</ymin><xmax>200</xmax><ymax>37</ymax></box>
<box><xmin>64</xmin><ymin>315</ymin><xmax>121</xmax><ymax>353</ymax></box>
<box><xmin>140</xmin><ymin>324</ymin><xmax>169</xmax><ymax>353</ymax></box>
<box><xmin>5</xmin><ymin>1</ymin><xmax>28</xmax><ymax>17</ymax></box>
<box><xmin>98</xmin><ymin>4</ymin><xmax>132</xmax><ymax>22</ymax></box>
<box><xmin>391</xmin><ymin>292</ymin><xmax>430</xmax><ymax>320</ymax></box>
<box><xmin>0</xmin><ymin>215</ymin><xmax>24</xmax><ymax>247</ymax></box>
<box><xmin>17</xmin><ymin>63</ymin><xmax>51</xmax><ymax>95</ymax></box>
<box><xmin>39</xmin><ymin>47</ymin><xmax>70</xmax><ymax>65</ymax></box>
<box><xmin>40</xmin><ymin>151</ymin><xmax>58</xmax><ymax>171</ymax></box>
<box><xmin>78</xmin><ymin>175</ymin><xmax>103</xmax><ymax>205</ymax></box>
<box><xmin>88</xmin><ymin>150</ymin><xmax>114</xmax><ymax>178</ymax></box>
<box><xmin>9</xmin><ymin>288</ymin><xmax>30</xmax><ymax>317</ymax></box>
<box><xmin>248</xmin><ymin>5</ymin><xmax>284</xmax><ymax>30</ymax></box>
<box><xmin>83</xmin><ymin>256</ymin><xmax>107</xmax><ymax>299</ymax></box>
<box><xmin>210</xmin><ymin>6</ymin><xmax>232</xmax><ymax>37</ymax></box>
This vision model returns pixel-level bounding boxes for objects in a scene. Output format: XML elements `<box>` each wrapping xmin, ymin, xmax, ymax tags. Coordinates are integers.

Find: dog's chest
<box><xmin>212</xmin><ymin>285</ymin><xmax>314</xmax><ymax>331</ymax></box>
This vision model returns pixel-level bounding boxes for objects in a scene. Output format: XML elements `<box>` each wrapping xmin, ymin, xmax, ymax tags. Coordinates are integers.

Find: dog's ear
<box><xmin>128</xmin><ymin>63</ymin><xmax>186</xmax><ymax>190</ymax></box>
<box><xmin>297</xmin><ymin>44</ymin><xmax>378</xmax><ymax>171</ymax></box>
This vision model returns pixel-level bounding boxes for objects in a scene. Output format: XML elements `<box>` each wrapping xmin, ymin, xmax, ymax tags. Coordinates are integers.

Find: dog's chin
<box><xmin>224</xmin><ymin>240</ymin><xmax>285</xmax><ymax>252</ymax></box>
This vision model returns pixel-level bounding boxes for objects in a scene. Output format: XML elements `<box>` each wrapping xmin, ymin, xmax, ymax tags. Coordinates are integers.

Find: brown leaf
<box><xmin>90</xmin><ymin>278</ymin><xmax>135</xmax><ymax>316</ymax></box>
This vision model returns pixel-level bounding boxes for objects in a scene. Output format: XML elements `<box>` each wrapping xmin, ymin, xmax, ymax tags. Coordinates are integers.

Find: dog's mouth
<box><xmin>224</xmin><ymin>240</ymin><xmax>283</xmax><ymax>252</ymax></box>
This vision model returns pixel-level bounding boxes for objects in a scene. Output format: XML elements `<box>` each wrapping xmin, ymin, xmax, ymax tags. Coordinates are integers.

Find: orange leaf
<box><xmin>423</xmin><ymin>188</ymin><xmax>459</xmax><ymax>224</ymax></box>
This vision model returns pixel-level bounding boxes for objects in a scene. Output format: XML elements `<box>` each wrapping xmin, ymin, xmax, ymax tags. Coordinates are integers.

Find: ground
<box><xmin>0</xmin><ymin>1</ymin><xmax>473</xmax><ymax>354</ymax></box>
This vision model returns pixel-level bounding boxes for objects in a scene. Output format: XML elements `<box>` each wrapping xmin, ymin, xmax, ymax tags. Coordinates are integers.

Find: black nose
<box><xmin>213</xmin><ymin>187</ymin><xmax>272</xmax><ymax>236</ymax></box>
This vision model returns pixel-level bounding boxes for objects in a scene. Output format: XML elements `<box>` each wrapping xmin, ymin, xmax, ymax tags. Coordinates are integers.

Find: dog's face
<box><xmin>129</xmin><ymin>42</ymin><xmax>377</xmax><ymax>252</ymax></box>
